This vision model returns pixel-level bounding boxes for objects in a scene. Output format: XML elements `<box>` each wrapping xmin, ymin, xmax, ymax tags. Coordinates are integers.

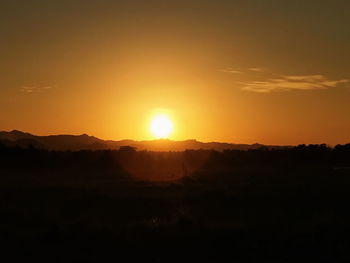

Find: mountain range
<box><xmin>0</xmin><ymin>130</ymin><xmax>289</xmax><ymax>151</ymax></box>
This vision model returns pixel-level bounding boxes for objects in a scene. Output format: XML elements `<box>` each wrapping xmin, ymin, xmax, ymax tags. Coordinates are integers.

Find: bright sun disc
<box><xmin>150</xmin><ymin>114</ymin><xmax>173</xmax><ymax>139</ymax></box>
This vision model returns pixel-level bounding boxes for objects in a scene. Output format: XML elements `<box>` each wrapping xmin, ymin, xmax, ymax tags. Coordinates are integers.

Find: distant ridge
<box><xmin>0</xmin><ymin>130</ymin><xmax>290</xmax><ymax>151</ymax></box>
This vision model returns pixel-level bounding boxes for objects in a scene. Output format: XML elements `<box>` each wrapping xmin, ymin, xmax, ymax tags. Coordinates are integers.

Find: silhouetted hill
<box><xmin>0</xmin><ymin>130</ymin><xmax>35</xmax><ymax>141</ymax></box>
<box><xmin>0</xmin><ymin>131</ymin><xmax>106</xmax><ymax>151</ymax></box>
<box><xmin>109</xmin><ymin>139</ymin><xmax>273</xmax><ymax>151</ymax></box>
<box><xmin>0</xmin><ymin>130</ymin><xmax>290</xmax><ymax>151</ymax></box>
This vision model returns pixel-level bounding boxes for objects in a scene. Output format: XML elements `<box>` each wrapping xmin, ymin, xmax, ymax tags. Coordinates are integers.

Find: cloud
<box><xmin>219</xmin><ymin>68</ymin><xmax>243</xmax><ymax>74</ymax></box>
<box><xmin>241</xmin><ymin>75</ymin><xmax>349</xmax><ymax>93</ymax></box>
<box><xmin>220</xmin><ymin>67</ymin><xmax>266</xmax><ymax>74</ymax></box>
<box><xmin>221</xmin><ymin>66</ymin><xmax>349</xmax><ymax>93</ymax></box>
<box><xmin>248</xmin><ymin>67</ymin><xmax>266</xmax><ymax>72</ymax></box>
<box><xmin>21</xmin><ymin>86</ymin><xmax>53</xmax><ymax>93</ymax></box>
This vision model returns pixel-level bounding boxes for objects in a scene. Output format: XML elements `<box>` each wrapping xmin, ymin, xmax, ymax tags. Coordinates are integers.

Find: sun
<box><xmin>150</xmin><ymin>114</ymin><xmax>173</xmax><ymax>139</ymax></box>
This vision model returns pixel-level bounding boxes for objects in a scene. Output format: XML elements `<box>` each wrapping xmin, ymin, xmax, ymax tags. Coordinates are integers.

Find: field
<box><xmin>1</xmin><ymin>144</ymin><xmax>350</xmax><ymax>262</ymax></box>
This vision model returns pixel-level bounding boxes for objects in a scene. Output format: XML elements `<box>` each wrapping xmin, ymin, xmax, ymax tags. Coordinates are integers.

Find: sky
<box><xmin>1</xmin><ymin>0</ymin><xmax>349</xmax><ymax>145</ymax></box>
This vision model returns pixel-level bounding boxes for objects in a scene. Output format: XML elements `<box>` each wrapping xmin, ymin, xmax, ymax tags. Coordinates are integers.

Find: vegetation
<box><xmin>1</xmin><ymin>143</ymin><xmax>350</xmax><ymax>262</ymax></box>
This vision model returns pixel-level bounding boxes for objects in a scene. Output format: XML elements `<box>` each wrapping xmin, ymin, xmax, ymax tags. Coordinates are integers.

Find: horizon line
<box><xmin>1</xmin><ymin>129</ymin><xmax>347</xmax><ymax>147</ymax></box>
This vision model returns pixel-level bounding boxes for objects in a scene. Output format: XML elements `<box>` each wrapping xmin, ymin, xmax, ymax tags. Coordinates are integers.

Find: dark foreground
<box><xmin>1</xmin><ymin>144</ymin><xmax>350</xmax><ymax>262</ymax></box>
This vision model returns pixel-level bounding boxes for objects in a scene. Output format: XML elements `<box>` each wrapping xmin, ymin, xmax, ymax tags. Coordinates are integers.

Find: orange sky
<box><xmin>1</xmin><ymin>0</ymin><xmax>350</xmax><ymax>145</ymax></box>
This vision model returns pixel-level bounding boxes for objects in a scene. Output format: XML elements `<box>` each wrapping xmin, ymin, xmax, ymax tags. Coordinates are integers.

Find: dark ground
<box><xmin>1</xmin><ymin>144</ymin><xmax>350</xmax><ymax>262</ymax></box>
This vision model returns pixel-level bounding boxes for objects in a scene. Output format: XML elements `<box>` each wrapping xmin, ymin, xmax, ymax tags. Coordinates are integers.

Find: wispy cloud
<box><xmin>241</xmin><ymin>75</ymin><xmax>349</xmax><ymax>93</ymax></box>
<box><xmin>219</xmin><ymin>68</ymin><xmax>243</xmax><ymax>74</ymax></box>
<box><xmin>220</xmin><ymin>67</ymin><xmax>349</xmax><ymax>93</ymax></box>
<box><xmin>248</xmin><ymin>67</ymin><xmax>266</xmax><ymax>72</ymax></box>
<box><xmin>220</xmin><ymin>67</ymin><xmax>266</xmax><ymax>74</ymax></box>
<box><xmin>21</xmin><ymin>86</ymin><xmax>53</xmax><ymax>93</ymax></box>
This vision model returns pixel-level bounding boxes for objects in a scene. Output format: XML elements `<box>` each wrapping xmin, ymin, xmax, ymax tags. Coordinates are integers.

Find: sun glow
<box><xmin>150</xmin><ymin>114</ymin><xmax>173</xmax><ymax>139</ymax></box>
